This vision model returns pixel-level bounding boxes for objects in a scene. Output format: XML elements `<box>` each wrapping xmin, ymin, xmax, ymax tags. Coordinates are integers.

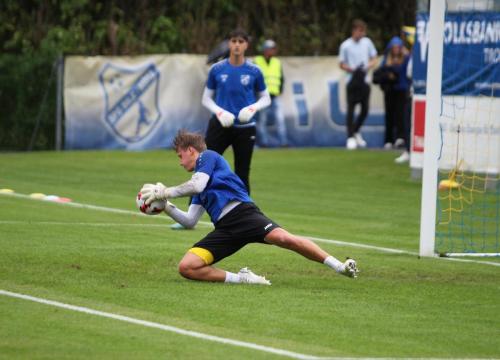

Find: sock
<box><xmin>323</xmin><ymin>256</ymin><xmax>344</xmax><ymax>273</ymax></box>
<box><xmin>224</xmin><ymin>271</ymin><xmax>241</xmax><ymax>283</ymax></box>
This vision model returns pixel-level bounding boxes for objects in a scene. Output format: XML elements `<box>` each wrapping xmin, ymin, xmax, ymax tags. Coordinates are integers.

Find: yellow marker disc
<box><xmin>439</xmin><ymin>179</ymin><xmax>460</xmax><ymax>190</ymax></box>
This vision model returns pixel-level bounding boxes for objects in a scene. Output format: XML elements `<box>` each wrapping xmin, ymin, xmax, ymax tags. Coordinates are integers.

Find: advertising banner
<box><xmin>64</xmin><ymin>55</ymin><xmax>386</xmax><ymax>150</ymax></box>
<box><xmin>413</xmin><ymin>11</ymin><xmax>500</xmax><ymax>96</ymax></box>
<box><xmin>410</xmin><ymin>11</ymin><xmax>500</xmax><ymax>172</ymax></box>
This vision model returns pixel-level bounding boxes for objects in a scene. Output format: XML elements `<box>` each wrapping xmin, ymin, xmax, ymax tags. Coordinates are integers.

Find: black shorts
<box><xmin>189</xmin><ymin>202</ymin><xmax>280</xmax><ymax>265</ymax></box>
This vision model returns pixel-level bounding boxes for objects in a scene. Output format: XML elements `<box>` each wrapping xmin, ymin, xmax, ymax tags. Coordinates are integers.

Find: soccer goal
<box><xmin>419</xmin><ymin>0</ymin><xmax>500</xmax><ymax>257</ymax></box>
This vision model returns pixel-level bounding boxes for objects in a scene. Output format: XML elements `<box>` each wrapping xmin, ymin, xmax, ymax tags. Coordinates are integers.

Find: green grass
<box><xmin>0</xmin><ymin>148</ymin><xmax>499</xmax><ymax>359</ymax></box>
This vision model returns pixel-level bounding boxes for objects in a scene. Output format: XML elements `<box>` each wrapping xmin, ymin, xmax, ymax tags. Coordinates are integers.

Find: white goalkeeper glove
<box><xmin>238</xmin><ymin>106</ymin><xmax>256</xmax><ymax>123</ymax></box>
<box><xmin>216</xmin><ymin>110</ymin><xmax>235</xmax><ymax>128</ymax></box>
<box><xmin>140</xmin><ymin>182</ymin><xmax>170</xmax><ymax>205</ymax></box>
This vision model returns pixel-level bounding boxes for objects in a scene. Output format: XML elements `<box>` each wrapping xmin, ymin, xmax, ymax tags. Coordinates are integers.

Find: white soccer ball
<box><xmin>136</xmin><ymin>192</ymin><xmax>165</xmax><ymax>215</ymax></box>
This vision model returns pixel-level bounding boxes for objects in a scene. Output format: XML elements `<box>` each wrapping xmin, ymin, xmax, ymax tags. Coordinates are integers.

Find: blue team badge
<box><xmin>99</xmin><ymin>62</ymin><xmax>161</xmax><ymax>143</ymax></box>
<box><xmin>240</xmin><ymin>74</ymin><xmax>250</xmax><ymax>86</ymax></box>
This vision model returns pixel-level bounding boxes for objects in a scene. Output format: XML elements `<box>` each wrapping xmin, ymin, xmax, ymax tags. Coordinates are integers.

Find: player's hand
<box><xmin>238</xmin><ymin>106</ymin><xmax>256</xmax><ymax>123</ymax></box>
<box><xmin>216</xmin><ymin>110</ymin><xmax>235</xmax><ymax>128</ymax></box>
<box><xmin>140</xmin><ymin>182</ymin><xmax>169</xmax><ymax>205</ymax></box>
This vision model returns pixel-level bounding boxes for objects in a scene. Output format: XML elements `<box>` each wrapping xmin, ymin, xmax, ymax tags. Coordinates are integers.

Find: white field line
<box><xmin>0</xmin><ymin>192</ymin><xmax>214</xmax><ymax>228</ymax></box>
<box><xmin>0</xmin><ymin>220</ymin><xmax>170</xmax><ymax>227</ymax></box>
<box><xmin>1</xmin><ymin>192</ymin><xmax>499</xmax><ymax>267</ymax></box>
<box><xmin>307</xmin><ymin>236</ymin><xmax>416</xmax><ymax>255</ymax></box>
<box><xmin>1</xmin><ymin>289</ymin><xmax>496</xmax><ymax>360</ymax></box>
<box><xmin>0</xmin><ymin>289</ymin><xmax>325</xmax><ymax>360</ymax></box>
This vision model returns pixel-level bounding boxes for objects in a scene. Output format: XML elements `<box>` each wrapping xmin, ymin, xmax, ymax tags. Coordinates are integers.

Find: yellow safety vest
<box><xmin>254</xmin><ymin>55</ymin><xmax>282</xmax><ymax>96</ymax></box>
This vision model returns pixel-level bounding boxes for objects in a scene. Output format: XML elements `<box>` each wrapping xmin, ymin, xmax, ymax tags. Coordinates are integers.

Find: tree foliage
<box><xmin>1</xmin><ymin>0</ymin><xmax>416</xmax><ymax>56</ymax></box>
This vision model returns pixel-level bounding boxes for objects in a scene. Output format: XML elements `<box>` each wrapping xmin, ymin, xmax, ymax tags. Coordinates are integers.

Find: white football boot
<box><xmin>354</xmin><ymin>132</ymin><xmax>367</xmax><ymax>148</ymax></box>
<box><xmin>346</xmin><ymin>137</ymin><xmax>357</xmax><ymax>150</ymax></box>
<box><xmin>395</xmin><ymin>151</ymin><xmax>410</xmax><ymax>164</ymax></box>
<box><xmin>341</xmin><ymin>258</ymin><xmax>359</xmax><ymax>278</ymax></box>
<box><xmin>238</xmin><ymin>267</ymin><xmax>271</xmax><ymax>285</ymax></box>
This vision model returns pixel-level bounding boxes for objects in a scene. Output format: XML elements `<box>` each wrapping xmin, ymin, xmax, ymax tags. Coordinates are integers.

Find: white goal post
<box><xmin>419</xmin><ymin>0</ymin><xmax>446</xmax><ymax>257</ymax></box>
<box><xmin>418</xmin><ymin>0</ymin><xmax>500</xmax><ymax>257</ymax></box>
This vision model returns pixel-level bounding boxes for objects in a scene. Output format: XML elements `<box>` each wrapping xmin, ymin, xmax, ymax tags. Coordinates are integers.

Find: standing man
<box><xmin>140</xmin><ymin>130</ymin><xmax>359</xmax><ymax>285</ymax></box>
<box><xmin>254</xmin><ymin>39</ymin><xmax>288</xmax><ymax>147</ymax></box>
<box><xmin>202</xmin><ymin>28</ymin><xmax>271</xmax><ymax>193</ymax></box>
<box><xmin>339</xmin><ymin>19</ymin><xmax>378</xmax><ymax>150</ymax></box>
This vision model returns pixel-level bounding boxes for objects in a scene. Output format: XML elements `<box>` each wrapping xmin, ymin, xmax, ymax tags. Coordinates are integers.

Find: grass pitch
<box><xmin>0</xmin><ymin>148</ymin><xmax>499</xmax><ymax>359</ymax></box>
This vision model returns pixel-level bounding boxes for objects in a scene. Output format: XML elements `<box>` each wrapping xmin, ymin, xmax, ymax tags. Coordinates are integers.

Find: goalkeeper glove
<box><xmin>238</xmin><ymin>106</ymin><xmax>256</xmax><ymax>123</ymax></box>
<box><xmin>216</xmin><ymin>110</ymin><xmax>235</xmax><ymax>127</ymax></box>
<box><xmin>140</xmin><ymin>182</ymin><xmax>170</xmax><ymax>205</ymax></box>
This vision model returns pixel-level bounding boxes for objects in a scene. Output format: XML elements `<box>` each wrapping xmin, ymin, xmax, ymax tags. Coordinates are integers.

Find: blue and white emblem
<box><xmin>220</xmin><ymin>74</ymin><xmax>228</xmax><ymax>82</ymax></box>
<box><xmin>99</xmin><ymin>62</ymin><xmax>161</xmax><ymax>143</ymax></box>
<box><xmin>240</xmin><ymin>74</ymin><xmax>250</xmax><ymax>86</ymax></box>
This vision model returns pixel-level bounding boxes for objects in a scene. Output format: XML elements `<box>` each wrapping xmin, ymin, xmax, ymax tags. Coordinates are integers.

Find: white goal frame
<box><xmin>419</xmin><ymin>0</ymin><xmax>500</xmax><ymax>258</ymax></box>
<box><xmin>419</xmin><ymin>0</ymin><xmax>446</xmax><ymax>257</ymax></box>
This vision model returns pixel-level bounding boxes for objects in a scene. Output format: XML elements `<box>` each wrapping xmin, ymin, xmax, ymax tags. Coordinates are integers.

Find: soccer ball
<box><xmin>136</xmin><ymin>192</ymin><xmax>165</xmax><ymax>215</ymax></box>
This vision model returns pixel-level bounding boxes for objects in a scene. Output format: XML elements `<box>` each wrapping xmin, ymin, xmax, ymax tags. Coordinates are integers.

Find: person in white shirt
<box><xmin>339</xmin><ymin>19</ymin><xmax>378</xmax><ymax>150</ymax></box>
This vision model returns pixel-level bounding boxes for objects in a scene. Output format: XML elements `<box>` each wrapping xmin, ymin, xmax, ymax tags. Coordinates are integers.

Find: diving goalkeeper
<box><xmin>140</xmin><ymin>130</ymin><xmax>358</xmax><ymax>285</ymax></box>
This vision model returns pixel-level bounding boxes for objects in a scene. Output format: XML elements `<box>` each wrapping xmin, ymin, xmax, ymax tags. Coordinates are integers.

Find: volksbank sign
<box><xmin>413</xmin><ymin>11</ymin><xmax>500</xmax><ymax>96</ymax></box>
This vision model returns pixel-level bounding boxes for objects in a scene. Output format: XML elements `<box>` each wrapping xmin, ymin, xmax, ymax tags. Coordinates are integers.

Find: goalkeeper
<box><xmin>202</xmin><ymin>28</ymin><xmax>271</xmax><ymax>194</ymax></box>
<box><xmin>140</xmin><ymin>131</ymin><xmax>358</xmax><ymax>285</ymax></box>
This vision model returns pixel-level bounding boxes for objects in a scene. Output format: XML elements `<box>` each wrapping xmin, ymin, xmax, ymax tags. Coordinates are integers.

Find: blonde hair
<box><xmin>172</xmin><ymin>130</ymin><xmax>207</xmax><ymax>152</ymax></box>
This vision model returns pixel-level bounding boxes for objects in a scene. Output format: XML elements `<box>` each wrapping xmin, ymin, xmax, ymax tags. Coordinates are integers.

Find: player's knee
<box><xmin>178</xmin><ymin>260</ymin><xmax>197</xmax><ymax>279</ymax></box>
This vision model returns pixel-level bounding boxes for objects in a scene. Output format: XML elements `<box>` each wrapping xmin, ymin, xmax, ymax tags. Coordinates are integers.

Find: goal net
<box><xmin>418</xmin><ymin>0</ymin><xmax>500</xmax><ymax>257</ymax></box>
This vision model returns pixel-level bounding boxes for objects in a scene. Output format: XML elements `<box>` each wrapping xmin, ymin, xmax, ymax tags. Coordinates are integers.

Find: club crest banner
<box><xmin>64</xmin><ymin>55</ymin><xmax>386</xmax><ymax>149</ymax></box>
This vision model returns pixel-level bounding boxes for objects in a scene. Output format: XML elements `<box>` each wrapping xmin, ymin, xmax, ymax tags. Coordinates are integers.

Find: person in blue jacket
<box><xmin>375</xmin><ymin>36</ymin><xmax>411</xmax><ymax>150</ymax></box>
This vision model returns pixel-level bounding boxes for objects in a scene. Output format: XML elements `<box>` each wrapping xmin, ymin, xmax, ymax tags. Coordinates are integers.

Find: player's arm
<box><xmin>201</xmin><ymin>87</ymin><xmax>234</xmax><ymax>127</ymax></box>
<box><xmin>165</xmin><ymin>172</ymin><xmax>209</xmax><ymax>198</ymax></box>
<box><xmin>254</xmin><ymin>89</ymin><xmax>271</xmax><ymax>109</ymax></box>
<box><xmin>140</xmin><ymin>172</ymin><xmax>209</xmax><ymax>205</ymax></box>
<box><xmin>367</xmin><ymin>55</ymin><xmax>378</xmax><ymax>71</ymax></box>
<box><xmin>163</xmin><ymin>202</ymin><xmax>205</xmax><ymax>229</ymax></box>
<box><xmin>279</xmin><ymin>68</ymin><xmax>284</xmax><ymax>95</ymax></box>
<box><xmin>340</xmin><ymin>62</ymin><xmax>353</xmax><ymax>73</ymax></box>
<box><xmin>238</xmin><ymin>90</ymin><xmax>271</xmax><ymax>122</ymax></box>
<box><xmin>338</xmin><ymin>43</ymin><xmax>354</xmax><ymax>73</ymax></box>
